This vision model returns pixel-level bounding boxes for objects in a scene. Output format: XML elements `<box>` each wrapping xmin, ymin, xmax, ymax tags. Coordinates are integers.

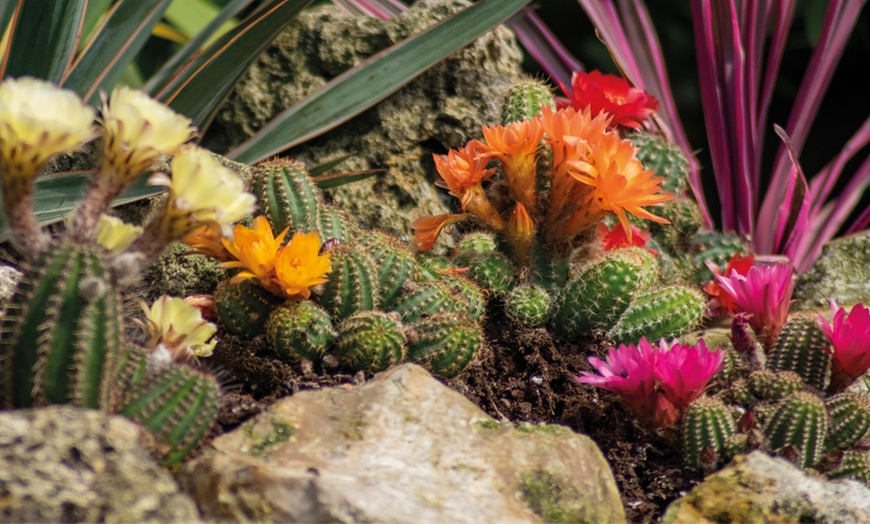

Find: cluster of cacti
<box><xmin>212</xmin><ymin>160</ymin><xmax>485</xmax><ymax>379</ymax></box>
<box><xmin>0</xmin><ymin>78</ymin><xmax>246</xmax><ymax>465</ymax></box>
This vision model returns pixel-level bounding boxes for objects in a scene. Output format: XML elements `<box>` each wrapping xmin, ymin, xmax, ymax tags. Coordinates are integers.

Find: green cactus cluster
<box><xmin>682</xmin><ymin>396</ymin><xmax>738</xmax><ymax>472</ymax></box>
<box><xmin>501</xmin><ymin>79</ymin><xmax>555</xmax><ymax>124</ymax></box>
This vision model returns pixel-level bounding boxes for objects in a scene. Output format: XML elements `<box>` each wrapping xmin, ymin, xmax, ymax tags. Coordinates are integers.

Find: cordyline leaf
<box><xmin>63</xmin><ymin>0</ymin><xmax>172</xmax><ymax>104</ymax></box>
<box><xmin>307</xmin><ymin>154</ymin><xmax>354</xmax><ymax>177</ymax></box>
<box><xmin>80</xmin><ymin>0</ymin><xmax>114</xmax><ymax>45</ymax></box>
<box><xmin>312</xmin><ymin>169</ymin><xmax>383</xmax><ymax>190</ymax></box>
<box><xmin>769</xmin><ymin>125</ymin><xmax>809</xmax><ymax>259</ymax></box>
<box><xmin>0</xmin><ymin>3</ymin><xmax>17</xmax><ymax>39</ymax></box>
<box><xmin>227</xmin><ymin>0</ymin><xmax>532</xmax><ymax>164</ymax></box>
<box><xmin>1</xmin><ymin>0</ymin><xmax>86</xmax><ymax>82</ymax></box>
<box><xmin>158</xmin><ymin>0</ymin><xmax>313</xmax><ymax>130</ymax></box>
<box><xmin>508</xmin><ymin>8</ymin><xmax>582</xmax><ymax>89</ymax></box>
<box><xmin>0</xmin><ymin>172</ymin><xmax>161</xmax><ymax>244</ymax></box>
<box><xmin>333</xmin><ymin>0</ymin><xmax>405</xmax><ymax>19</ymax></box>
<box><xmin>143</xmin><ymin>0</ymin><xmax>255</xmax><ymax>96</ymax></box>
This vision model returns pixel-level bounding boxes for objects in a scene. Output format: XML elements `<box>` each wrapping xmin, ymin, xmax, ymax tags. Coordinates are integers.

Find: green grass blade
<box><xmin>63</xmin><ymin>0</ymin><xmax>172</xmax><ymax>103</ymax></box>
<box><xmin>2</xmin><ymin>0</ymin><xmax>87</xmax><ymax>82</ymax></box>
<box><xmin>0</xmin><ymin>172</ymin><xmax>161</xmax><ymax>244</ymax></box>
<box><xmin>226</xmin><ymin>0</ymin><xmax>531</xmax><ymax>164</ymax></box>
<box><xmin>80</xmin><ymin>0</ymin><xmax>114</xmax><ymax>46</ymax></box>
<box><xmin>143</xmin><ymin>0</ymin><xmax>254</xmax><ymax>96</ymax></box>
<box><xmin>158</xmin><ymin>0</ymin><xmax>313</xmax><ymax>129</ymax></box>
<box><xmin>0</xmin><ymin>3</ymin><xmax>17</xmax><ymax>38</ymax></box>
<box><xmin>164</xmin><ymin>0</ymin><xmax>234</xmax><ymax>40</ymax></box>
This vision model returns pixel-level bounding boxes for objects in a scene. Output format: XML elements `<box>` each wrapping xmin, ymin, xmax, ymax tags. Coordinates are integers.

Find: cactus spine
<box><xmin>501</xmin><ymin>79</ymin><xmax>555</xmax><ymax>124</ymax></box>
<box><xmin>762</xmin><ymin>391</ymin><xmax>829</xmax><ymax>468</ymax></box>
<box><xmin>318</xmin><ymin>244</ymin><xmax>379</xmax><ymax>321</ymax></box>
<box><xmin>767</xmin><ymin>314</ymin><xmax>832</xmax><ymax>391</ymax></box>
<box><xmin>214</xmin><ymin>278</ymin><xmax>285</xmax><ymax>340</ymax></box>
<box><xmin>825</xmin><ymin>393</ymin><xmax>870</xmax><ymax>452</ymax></box>
<box><xmin>407</xmin><ymin>312</ymin><xmax>482</xmax><ymax>378</ymax></box>
<box><xmin>462</xmin><ymin>252</ymin><xmax>516</xmax><ymax>297</ymax></box>
<box><xmin>0</xmin><ymin>243</ymin><xmax>124</xmax><ymax>409</ymax></box>
<box><xmin>748</xmin><ymin>370</ymin><xmax>804</xmax><ymax>402</ymax></box>
<box><xmin>607</xmin><ymin>285</ymin><xmax>706</xmax><ymax>345</ymax></box>
<box><xmin>252</xmin><ymin>159</ymin><xmax>321</xmax><ymax>234</ymax></box>
<box><xmin>554</xmin><ymin>247</ymin><xmax>657</xmax><ymax>336</ymax></box>
<box><xmin>358</xmin><ymin>231</ymin><xmax>418</xmax><ymax>309</ymax></box>
<box><xmin>266</xmin><ymin>301</ymin><xmax>336</xmax><ymax>363</ymax></box>
<box><xmin>504</xmin><ymin>284</ymin><xmax>552</xmax><ymax>327</ymax></box>
<box><xmin>682</xmin><ymin>396</ymin><xmax>738</xmax><ymax>471</ymax></box>
<box><xmin>315</xmin><ymin>204</ymin><xmax>354</xmax><ymax>243</ymax></box>
<box><xmin>334</xmin><ymin>311</ymin><xmax>406</xmax><ymax>373</ymax></box>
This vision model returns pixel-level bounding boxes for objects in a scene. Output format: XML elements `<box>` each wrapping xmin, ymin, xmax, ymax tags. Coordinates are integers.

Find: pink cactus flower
<box><xmin>578</xmin><ymin>338</ymin><xmax>725</xmax><ymax>428</ymax></box>
<box><xmin>715</xmin><ymin>262</ymin><xmax>795</xmax><ymax>350</ymax></box>
<box><xmin>819</xmin><ymin>302</ymin><xmax>870</xmax><ymax>392</ymax></box>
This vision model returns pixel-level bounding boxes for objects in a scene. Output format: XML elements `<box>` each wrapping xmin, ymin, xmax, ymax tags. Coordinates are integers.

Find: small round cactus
<box><xmin>358</xmin><ymin>230</ymin><xmax>418</xmax><ymax>309</ymax></box>
<box><xmin>553</xmin><ymin>247</ymin><xmax>658</xmax><ymax>336</ymax></box>
<box><xmin>318</xmin><ymin>243</ymin><xmax>379</xmax><ymax>322</ymax></box>
<box><xmin>334</xmin><ymin>310</ymin><xmax>406</xmax><ymax>373</ymax></box>
<box><xmin>628</xmin><ymin>131</ymin><xmax>690</xmax><ymax>195</ymax></box>
<box><xmin>825</xmin><ymin>393</ymin><xmax>870</xmax><ymax>452</ymax></box>
<box><xmin>501</xmin><ymin>78</ymin><xmax>555</xmax><ymax>124</ymax></box>
<box><xmin>459</xmin><ymin>251</ymin><xmax>516</xmax><ymax>297</ymax></box>
<box><xmin>682</xmin><ymin>396</ymin><xmax>738</xmax><ymax>472</ymax></box>
<box><xmin>828</xmin><ymin>451</ymin><xmax>870</xmax><ymax>484</ymax></box>
<box><xmin>607</xmin><ymin>285</ymin><xmax>707</xmax><ymax>346</ymax></box>
<box><xmin>266</xmin><ymin>301</ymin><xmax>336</xmax><ymax>363</ymax></box>
<box><xmin>454</xmin><ymin>231</ymin><xmax>499</xmax><ymax>265</ymax></box>
<box><xmin>406</xmin><ymin>312</ymin><xmax>482</xmax><ymax>379</ymax></box>
<box><xmin>767</xmin><ymin>313</ymin><xmax>832</xmax><ymax>391</ymax></box>
<box><xmin>504</xmin><ymin>284</ymin><xmax>552</xmax><ymax>327</ymax></box>
<box><xmin>252</xmin><ymin>158</ymin><xmax>321</xmax><ymax>234</ymax></box>
<box><xmin>762</xmin><ymin>391</ymin><xmax>829</xmax><ymax>468</ymax></box>
<box><xmin>748</xmin><ymin>370</ymin><xmax>804</xmax><ymax>402</ymax></box>
<box><xmin>415</xmin><ymin>253</ymin><xmax>453</xmax><ymax>281</ymax></box>
<box><xmin>214</xmin><ymin>278</ymin><xmax>285</xmax><ymax>340</ymax></box>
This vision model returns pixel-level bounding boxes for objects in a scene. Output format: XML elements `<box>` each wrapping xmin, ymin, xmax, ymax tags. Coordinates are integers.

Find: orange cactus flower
<box><xmin>412</xmin><ymin>213</ymin><xmax>467</xmax><ymax>251</ymax></box>
<box><xmin>433</xmin><ymin>143</ymin><xmax>495</xmax><ymax>210</ymax></box>
<box><xmin>560</xmin><ymin>70</ymin><xmax>659</xmax><ymax>130</ymax></box>
<box><xmin>273</xmin><ymin>230</ymin><xmax>332</xmax><ymax>299</ymax></box>
<box><xmin>220</xmin><ymin>215</ymin><xmax>289</xmax><ymax>294</ymax></box>
<box><xmin>564</xmin><ymin>132</ymin><xmax>674</xmax><ymax>237</ymax></box>
<box><xmin>480</xmin><ymin>119</ymin><xmax>543</xmax><ymax>212</ymax></box>
<box><xmin>507</xmin><ymin>202</ymin><xmax>535</xmax><ymax>266</ymax></box>
<box><xmin>183</xmin><ymin>222</ymin><xmax>233</xmax><ymax>261</ymax></box>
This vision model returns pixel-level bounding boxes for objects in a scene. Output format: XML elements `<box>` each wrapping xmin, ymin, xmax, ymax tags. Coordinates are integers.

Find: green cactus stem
<box><xmin>607</xmin><ymin>285</ymin><xmax>706</xmax><ymax>346</ymax></box>
<box><xmin>406</xmin><ymin>312</ymin><xmax>482</xmax><ymax>379</ymax></box>
<box><xmin>501</xmin><ymin>79</ymin><xmax>555</xmax><ymax>124</ymax></box>
<box><xmin>266</xmin><ymin>301</ymin><xmax>336</xmax><ymax>363</ymax></box>
<box><xmin>767</xmin><ymin>313</ymin><xmax>832</xmax><ymax>391</ymax></box>
<box><xmin>762</xmin><ymin>391</ymin><xmax>829</xmax><ymax>468</ymax></box>
<box><xmin>690</xmin><ymin>231</ymin><xmax>751</xmax><ymax>283</ymax></box>
<box><xmin>214</xmin><ymin>278</ymin><xmax>285</xmax><ymax>340</ymax></box>
<box><xmin>827</xmin><ymin>451</ymin><xmax>870</xmax><ymax>484</ymax></box>
<box><xmin>825</xmin><ymin>393</ymin><xmax>870</xmax><ymax>452</ymax></box>
<box><xmin>461</xmin><ymin>251</ymin><xmax>516</xmax><ymax>297</ymax></box>
<box><xmin>442</xmin><ymin>274</ymin><xmax>487</xmax><ymax>321</ymax></box>
<box><xmin>530</xmin><ymin>239</ymin><xmax>569</xmax><ymax>293</ymax></box>
<box><xmin>748</xmin><ymin>370</ymin><xmax>804</xmax><ymax>402</ymax></box>
<box><xmin>553</xmin><ymin>247</ymin><xmax>657</xmax><ymax>337</ymax></box>
<box><xmin>119</xmin><ymin>362</ymin><xmax>221</xmax><ymax>466</ymax></box>
<box><xmin>0</xmin><ymin>243</ymin><xmax>124</xmax><ymax>409</ymax></box>
<box><xmin>504</xmin><ymin>284</ymin><xmax>552</xmax><ymax>327</ymax></box>
<box><xmin>358</xmin><ymin>230</ymin><xmax>418</xmax><ymax>309</ymax></box>
<box><xmin>252</xmin><ymin>159</ymin><xmax>321</xmax><ymax>234</ymax></box>
<box><xmin>682</xmin><ymin>396</ymin><xmax>738</xmax><ymax>472</ymax></box>
<box><xmin>628</xmin><ymin>131</ymin><xmax>689</xmax><ymax>195</ymax></box>
<box><xmin>454</xmin><ymin>231</ymin><xmax>499</xmax><ymax>265</ymax></box>
<box><xmin>318</xmin><ymin>243</ymin><xmax>379</xmax><ymax>322</ymax></box>
<box><xmin>315</xmin><ymin>204</ymin><xmax>355</xmax><ymax>243</ymax></box>
<box><xmin>393</xmin><ymin>280</ymin><xmax>462</xmax><ymax>323</ymax></box>
<box><xmin>334</xmin><ymin>310</ymin><xmax>406</xmax><ymax>373</ymax></box>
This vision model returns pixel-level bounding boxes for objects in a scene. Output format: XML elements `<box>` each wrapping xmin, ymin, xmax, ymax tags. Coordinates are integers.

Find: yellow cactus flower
<box><xmin>274</xmin><ymin>230</ymin><xmax>332</xmax><ymax>299</ymax></box>
<box><xmin>95</xmin><ymin>214</ymin><xmax>143</xmax><ymax>253</ymax></box>
<box><xmin>142</xmin><ymin>295</ymin><xmax>218</xmax><ymax>360</ymax></box>
<box><xmin>100</xmin><ymin>86</ymin><xmax>196</xmax><ymax>179</ymax></box>
<box><xmin>220</xmin><ymin>216</ymin><xmax>289</xmax><ymax>295</ymax></box>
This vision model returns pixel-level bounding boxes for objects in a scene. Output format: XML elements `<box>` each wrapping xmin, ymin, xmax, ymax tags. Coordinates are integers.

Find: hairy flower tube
<box><xmin>221</xmin><ymin>215</ymin><xmax>289</xmax><ymax>295</ymax></box>
<box><xmin>714</xmin><ymin>262</ymin><xmax>795</xmax><ymax>350</ymax></box>
<box><xmin>183</xmin><ymin>222</ymin><xmax>234</xmax><ymax>262</ymax></box>
<box><xmin>131</xmin><ymin>145</ymin><xmax>257</xmax><ymax>259</ymax></box>
<box><xmin>560</xmin><ymin>70</ymin><xmax>659</xmax><ymax>130</ymax></box>
<box><xmin>705</xmin><ymin>254</ymin><xmax>755</xmax><ymax>314</ymax></box>
<box><xmin>141</xmin><ymin>295</ymin><xmax>218</xmax><ymax>361</ymax></box>
<box><xmin>819</xmin><ymin>302</ymin><xmax>870</xmax><ymax>392</ymax></box>
<box><xmin>0</xmin><ymin>77</ymin><xmax>95</xmax><ymax>253</ymax></box>
<box><xmin>578</xmin><ymin>338</ymin><xmax>725</xmax><ymax>428</ymax></box>
<box><xmin>273</xmin><ymin>230</ymin><xmax>332</xmax><ymax>299</ymax></box>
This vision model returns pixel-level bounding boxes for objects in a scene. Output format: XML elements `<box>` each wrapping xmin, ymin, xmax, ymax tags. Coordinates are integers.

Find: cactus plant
<box><xmin>214</xmin><ymin>278</ymin><xmax>285</xmax><ymax>340</ymax></box>
<box><xmin>607</xmin><ymin>285</ymin><xmax>706</xmax><ymax>345</ymax></box>
<box><xmin>501</xmin><ymin>79</ymin><xmax>555</xmax><ymax>124</ymax></box>
<box><xmin>318</xmin><ymin>243</ymin><xmax>379</xmax><ymax>321</ymax></box>
<box><xmin>461</xmin><ymin>251</ymin><xmax>516</xmax><ymax>296</ymax></box>
<box><xmin>0</xmin><ymin>243</ymin><xmax>124</xmax><ymax>409</ymax></box>
<box><xmin>252</xmin><ymin>159</ymin><xmax>321</xmax><ymax>234</ymax></box>
<box><xmin>828</xmin><ymin>451</ymin><xmax>870</xmax><ymax>484</ymax></box>
<box><xmin>393</xmin><ymin>280</ymin><xmax>461</xmax><ymax>323</ymax></box>
<box><xmin>358</xmin><ymin>230</ymin><xmax>418</xmax><ymax>309</ymax></box>
<box><xmin>407</xmin><ymin>312</ymin><xmax>483</xmax><ymax>379</ymax></box>
<box><xmin>762</xmin><ymin>391</ymin><xmax>829</xmax><ymax>468</ymax></box>
<box><xmin>267</xmin><ymin>301</ymin><xmax>336</xmax><ymax>363</ymax></box>
<box><xmin>315</xmin><ymin>204</ymin><xmax>355</xmax><ymax>243</ymax></box>
<box><xmin>767</xmin><ymin>313</ymin><xmax>832</xmax><ymax>391</ymax></box>
<box><xmin>748</xmin><ymin>370</ymin><xmax>804</xmax><ymax>402</ymax></box>
<box><xmin>628</xmin><ymin>131</ymin><xmax>689</xmax><ymax>195</ymax></box>
<box><xmin>825</xmin><ymin>393</ymin><xmax>870</xmax><ymax>452</ymax></box>
<box><xmin>454</xmin><ymin>231</ymin><xmax>500</xmax><ymax>265</ymax></box>
<box><xmin>334</xmin><ymin>310</ymin><xmax>406</xmax><ymax>373</ymax></box>
<box><xmin>505</xmin><ymin>283</ymin><xmax>553</xmax><ymax>327</ymax></box>
<box><xmin>682</xmin><ymin>396</ymin><xmax>738</xmax><ymax>471</ymax></box>
<box><xmin>553</xmin><ymin>247</ymin><xmax>657</xmax><ymax>336</ymax></box>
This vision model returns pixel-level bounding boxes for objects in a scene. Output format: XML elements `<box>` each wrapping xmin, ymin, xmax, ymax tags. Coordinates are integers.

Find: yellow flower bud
<box><xmin>95</xmin><ymin>214</ymin><xmax>143</xmax><ymax>253</ymax></box>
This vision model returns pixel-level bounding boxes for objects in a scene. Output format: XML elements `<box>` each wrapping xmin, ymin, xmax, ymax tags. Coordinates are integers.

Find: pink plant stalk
<box><xmin>714</xmin><ymin>262</ymin><xmax>795</xmax><ymax>350</ymax></box>
<box><xmin>819</xmin><ymin>302</ymin><xmax>870</xmax><ymax>393</ymax></box>
<box><xmin>578</xmin><ymin>338</ymin><xmax>725</xmax><ymax>428</ymax></box>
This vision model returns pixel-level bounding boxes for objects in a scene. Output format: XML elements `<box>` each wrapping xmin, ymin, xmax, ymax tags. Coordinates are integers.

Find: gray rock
<box><xmin>662</xmin><ymin>451</ymin><xmax>870</xmax><ymax>523</ymax></box>
<box><xmin>180</xmin><ymin>363</ymin><xmax>625</xmax><ymax>523</ymax></box>
<box><xmin>0</xmin><ymin>406</ymin><xmax>200</xmax><ymax>523</ymax></box>
<box><xmin>795</xmin><ymin>230</ymin><xmax>870</xmax><ymax>309</ymax></box>
<box><xmin>0</xmin><ymin>262</ymin><xmax>21</xmax><ymax>302</ymax></box>
<box><xmin>208</xmin><ymin>0</ymin><xmax>525</xmax><ymax>245</ymax></box>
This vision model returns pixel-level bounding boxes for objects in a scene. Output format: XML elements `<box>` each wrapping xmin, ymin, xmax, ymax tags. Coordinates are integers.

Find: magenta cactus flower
<box><xmin>819</xmin><ymin>302</ymin><xmax>870</xmax><ymax>392</ymax></box>
<box><xmin>578</xmin><ymin>338</ymin><xmax>725</xmax><ymax>428</ymax></box>
<box><xmin>714</xmin><ymin>262</ymin><xmax>795</xmax><ymax>350</ymax></box>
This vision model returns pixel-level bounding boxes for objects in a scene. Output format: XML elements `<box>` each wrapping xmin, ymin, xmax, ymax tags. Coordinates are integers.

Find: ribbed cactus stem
<box><xmin>406</xmin><ymin>312</ymin><xmax>482</xmax><ymax>378</ymax></box>
<box><xmin>459</xmin><ymin>252</ymin><xmax>516</xmax><ymax>297</ymax></box>
<box><xmin>315</xmin><ymin>204</ymin><xmax>355</xmax><ymax>243</ymax></box>
<box><xmin>682</xmin><ymin>396</ymin><xmax>738</xmax><ymax>472</ymax></box>
<box><xmin>767</xmin><ymin>313</ymin><xmax>832</xmax><ymax>391</ymax></box>
<box><xmin>825</xmin><ymin>393</ymin><xmax>870</xmax><ymax>452</ymax></box>
<box><xmin>501</xmin><ymin>79</ymin><xmax>555</xmax><ymax>124</ymax></box>
<box><xmin>828</xmin><ymin>451</ymin><xmax>870</xmax><ymax>484</ymax></box>
<box><xmin>504</xmin><ymin>284</ymin><xmax>552</xmax><ymax>327</ymax></box>
<box><xmin>393</xmin><ymin>280</ymin><xmax>461</xmax><ymax>323</ymax></box>
<box><xmin>607</xmin><ymin>285</ymin><xmax>706</xmax><ymax>346</ymax></box>
<box><xmin>0</xmin><ymin>243</ymin><xmax>124</xmax><ymax>409</ymax></box>
<box><xmin>358</xmin><ymin>230</ymin><xmax>418</xmax><ymax>309</ymax></box>
<box><xmin>762</xmin><ymin>391</ymin><xmax>829</xmax><ymax>468</ymax></box>
<box><xmin>214</xmin><ymin>278</ymin><xmax>285</xmax><ymax>340</ymax></box>
<box><xmin>748</xmin><ymin>370</ymin><xmax>803</xmax><ymax>402</ymax></box>
<box><xmin>266</xmin><ymin>301</ymin><xmax>336</xmax><ymax>363</ymax></box>
<box><xmin>627</xmin><ymin>131</ymin><xmax>689</xmax><ymax>195</ymax></box>
<box><xmin>252</xmin><ymin>159</ymin><xmax>321</xmax><ymax>234</ymax></box>
<box><xmin>318</xmin><ymin>243</ymin><xmax>379</xmax><ymax>321</ymax></box>
<box><xmin>334</xmin><ymin>310</ymin><xmax>406</xmax><ymax>373</ymax></box>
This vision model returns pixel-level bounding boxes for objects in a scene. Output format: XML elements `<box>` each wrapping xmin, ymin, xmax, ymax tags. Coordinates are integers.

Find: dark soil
<box><xmin>204</xmin><ymin>304</ymin><xmax>703</xmax><ymax>523</ymax></box>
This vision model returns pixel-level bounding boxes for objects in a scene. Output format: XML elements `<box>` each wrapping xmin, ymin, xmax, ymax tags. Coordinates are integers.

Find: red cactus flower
<box><xmin>705</xmin><ymin>253</ymin><xmax>755</xmax><ymax>314</ymax></box>
<box><xmin>819</xmin><ymin>302</ymin><xmax>870</xmax><ymax>392</ymax></box>
<box><xmin>560</xmin><ymin>70</ymin><xmax>659</xmax><ymax>129</ymax></box>
<box><xmin>597</xmin><ymin>222</ymin><xmax>654</xmax><ymax>254</ymax></box>
<box><xmin>714</xmin><ymin>262</ymin><xmax>795</xmax><ymax>350</ymax></box>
